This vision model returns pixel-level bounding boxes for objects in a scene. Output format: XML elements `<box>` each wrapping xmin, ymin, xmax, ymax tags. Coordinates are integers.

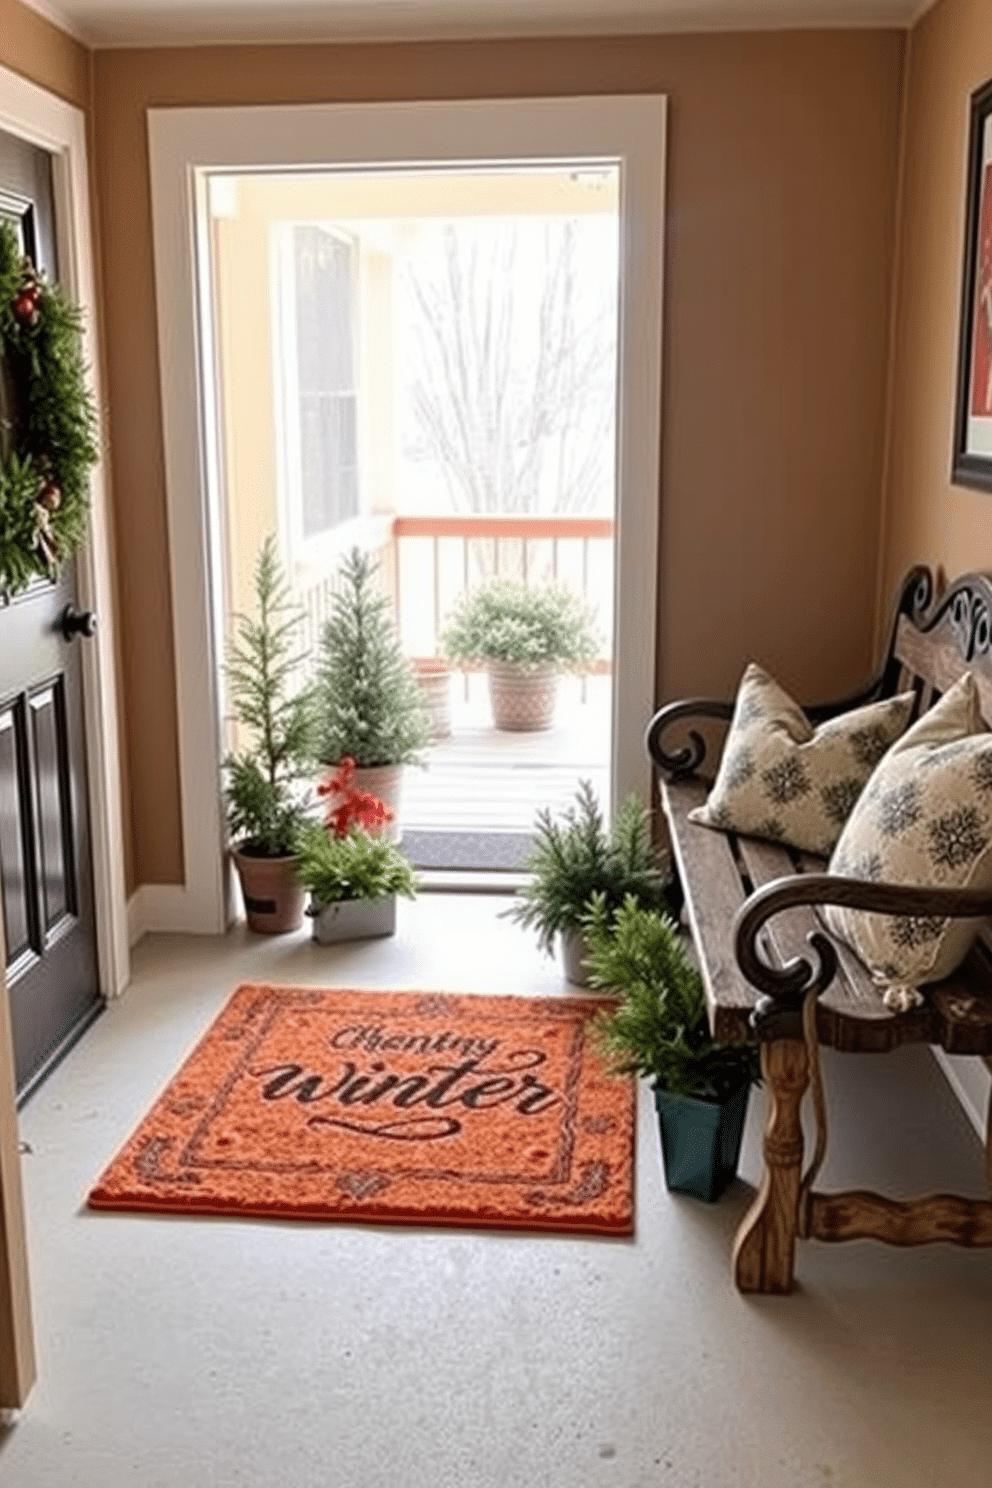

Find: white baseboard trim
<box><xmin>127</xmin><ymin>884</ymin><xmax>228</xmax><ymax>944</ymax></box>
<box><xmin>931</xmin><ymin>1046</ymin><xmax>989</xmax><ymax>1144</ymax></box>
<box><xmin>126</xmin><ymin>890</ymin><xmax>143</xmax><ymax>948</ymax></box>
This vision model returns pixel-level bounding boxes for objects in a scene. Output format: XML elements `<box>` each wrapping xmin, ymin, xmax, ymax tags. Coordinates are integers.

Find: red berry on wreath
<box><xmin>39</xmin><ymin>480</ymin><xmax>62</xmax><ymax>512</ymax></box>
<box><xmin>13</xmin><ymin>289</ymin><xmax>40</xmax><ymax>327</ymax></box>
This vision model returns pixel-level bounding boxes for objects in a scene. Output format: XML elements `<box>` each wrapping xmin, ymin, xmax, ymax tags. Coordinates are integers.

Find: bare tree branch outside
<box><xmin>401</xmin><ymin>219</ymin><xmax>618</xmax><ymax>520</ymax></box>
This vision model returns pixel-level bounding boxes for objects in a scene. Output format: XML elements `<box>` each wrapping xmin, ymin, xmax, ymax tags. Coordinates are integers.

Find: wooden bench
<box><xmin>647</xmin><ymin>566</ymin><xmax>992</xmax><ymax>1293</ymax></box>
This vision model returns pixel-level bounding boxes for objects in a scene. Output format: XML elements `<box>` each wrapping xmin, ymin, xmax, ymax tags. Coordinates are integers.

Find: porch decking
<box><xmin>400</xmin><ymin>673</ymin><xmax>611</xmax><ymax>866</ymax></box>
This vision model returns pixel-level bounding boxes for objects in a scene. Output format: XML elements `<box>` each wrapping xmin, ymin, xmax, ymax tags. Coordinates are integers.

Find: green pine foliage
<box><xmin>0</xmin><ymin>454</ymin><xmax>44</xmax><ymax>595</ymax></box>
<box><xmin>223</xmin><ymin>536</ymin><xmax>314</xmax><ymax>856</ymax></box>
<box><xmin>441</xmin><ymin>577</ymin><xmax>597</xmax><ymax>670</ymax></box>
<box><xmin>506</xmin><ymin>779</ymin><xmax>667</xmax><ymax>955</ymax></box>
<box><xmin>0</xmin><ymin>220</ymin><xmax>98</xmax><ymax>595</ymax></box>
<box><xmin>586</xmin><ymin>895</ymin><xmax>761</xmax><ymax>1102</ymax></box>
<box><xmin>296</xmin><ymin>822</ymin><xmax>419</xmax><ymax>904</ymax></box>
<box><xmin>315</xmin><ymin>546</ymin><xmax>428</xmax><ymax>767</ymax></box>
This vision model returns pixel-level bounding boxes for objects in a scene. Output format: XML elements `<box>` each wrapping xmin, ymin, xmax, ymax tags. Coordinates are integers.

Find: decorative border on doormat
<box><xmin>87</xmin><ymin>985</ymin><xmax>635</xmax><ymax>1237</ymax></box>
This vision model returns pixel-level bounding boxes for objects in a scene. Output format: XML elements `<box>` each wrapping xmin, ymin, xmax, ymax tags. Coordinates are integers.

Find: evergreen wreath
<box><xmin>0</xmin><ymin>220</ymin><xmax>98</xmax><ymax>596</ymax></box>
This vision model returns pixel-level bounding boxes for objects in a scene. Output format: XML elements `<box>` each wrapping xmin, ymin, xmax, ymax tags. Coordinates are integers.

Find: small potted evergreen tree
<box><xmin>505</xmin><ymin>780</ymin><xmax>668</xmax><ymax>984</ymax></box>
<box><xmin>223</xmin><ymin>537</ymin><xmax>313</xmax><ymax>933</ymax></box>
<box><xmin>297</xmin><ymin>758</ymin><xmax>419</xmax><ymax>942</ymax></box>
<box><xmin>441</xmin><ymin>578</ymin><xmax>597</xmax><ymax>731</ymax></box>
<box><xmin>314</xmin><ymin>547</ymin><xmax>428</xmax><ymax>836</ymax></box>
<box><xmin>586</xmin><ymin>896</ymin><xmax>761</xmax><ymax>1202</ymax></box>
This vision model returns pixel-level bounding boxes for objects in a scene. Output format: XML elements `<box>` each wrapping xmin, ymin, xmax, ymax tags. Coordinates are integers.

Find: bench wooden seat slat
<box><xmin>663</xmin><ymin>776</ymin><xmax>756</xmax><ymax>1041</ymax></box>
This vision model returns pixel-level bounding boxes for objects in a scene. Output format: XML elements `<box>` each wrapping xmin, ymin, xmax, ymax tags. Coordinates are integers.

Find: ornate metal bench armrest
<box><xmin>644</xmin><ymin>699</ymin><xmax>734</xmax><ymax>779</ymax></box>
<box><xmin>733</xmin><ymin>873</ymin><xmax>992</xmax><ymax>1033</ymax></box>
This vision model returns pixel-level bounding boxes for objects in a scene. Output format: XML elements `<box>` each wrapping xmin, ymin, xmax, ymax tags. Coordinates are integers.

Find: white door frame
<box><xmin>0</xmin><ymin>64</ymin><xmax>129</xmax><ymax>996</ymax></box>
<box><xmin>148</xmin><ymin>95</ymin><xmax>667</xmax><ymax>935</ymax></box>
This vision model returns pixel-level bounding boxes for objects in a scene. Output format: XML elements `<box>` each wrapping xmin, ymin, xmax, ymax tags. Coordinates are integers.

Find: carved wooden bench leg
<box><xmin>732</xmin><ymin>1037</ymin><xmax>810</xmax><ymax>1294</ymax></box>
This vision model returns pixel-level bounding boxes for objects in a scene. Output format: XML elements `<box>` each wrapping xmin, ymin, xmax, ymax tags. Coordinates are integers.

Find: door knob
<box><xmin>60</xmin><ymin>605</ymin><xmax>97</xmax><ymax>641</ymax></box>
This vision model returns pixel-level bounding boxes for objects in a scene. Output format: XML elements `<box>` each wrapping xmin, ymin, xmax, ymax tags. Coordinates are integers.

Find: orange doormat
<box><xmin>88</xmin><ymin>985</ymin><xmax>635</xmax><ymax>1237</ymax></box>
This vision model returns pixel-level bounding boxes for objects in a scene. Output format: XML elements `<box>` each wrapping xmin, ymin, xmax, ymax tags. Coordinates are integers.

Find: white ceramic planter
<box><xmin>560</xmin><ymin>927</ymin><xmax>593</xmax><ymax>986</ymax></box>
<box><xmin>308</xmin><ymin>895</ymin><xmax>397</xmax><ymax>943</ymax></box>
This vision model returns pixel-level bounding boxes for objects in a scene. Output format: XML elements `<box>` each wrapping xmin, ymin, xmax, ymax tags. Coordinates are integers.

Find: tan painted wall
<box><xmin>91</xmin><ymin>30</ymin><xmax>905</xmax><ymax>891</ymax></box>
<box><xmin>880</xmin><ymin>0</ymin><xmax>992</xmax><ymax>614</ymax></box>
<box><xmin>0</xmin><ymin>0</ymin><xmax>89</xmax><ymax>109</ymax></box>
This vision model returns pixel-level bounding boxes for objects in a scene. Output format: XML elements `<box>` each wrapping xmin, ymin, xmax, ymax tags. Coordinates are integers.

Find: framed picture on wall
<box><xmin>953</xmin><ymin>77</ymin><xmax>992</xmax><ymax>491</ymax></box>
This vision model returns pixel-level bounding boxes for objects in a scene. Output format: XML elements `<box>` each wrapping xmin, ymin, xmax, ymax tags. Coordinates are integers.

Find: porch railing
<box><xmin>391</xmin><ymin>513</ymin><xmax>615</xmax><ymax>669</ymax></box>
<box><xmin>290</xmin><ymin>513</ymin><xmax>615</xmax><ymax>690</ymax></box>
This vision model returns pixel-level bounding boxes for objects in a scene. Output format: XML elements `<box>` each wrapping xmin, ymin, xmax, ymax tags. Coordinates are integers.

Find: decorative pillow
<box><xmin>688</xmin><ymin>663</ymin><xmax>915</xmax><ymax>856</ymax></box>
<box><xmin>824</xmin><ymin>673</ymin><xmax>992</xmax><ymax>1011</ymax></box>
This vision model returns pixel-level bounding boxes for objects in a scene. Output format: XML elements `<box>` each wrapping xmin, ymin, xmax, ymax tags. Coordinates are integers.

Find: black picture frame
<box><xmin>953</xmin><ymin>78</ymin><xmax>992</xmax><ymax>491</ymax></box>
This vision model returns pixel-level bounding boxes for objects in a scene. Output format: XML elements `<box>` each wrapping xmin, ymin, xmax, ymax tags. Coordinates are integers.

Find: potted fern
<box><xmin>586</xmin><ymin>895</ymin><xmax>760</xmax><ymax>1202</ymax></box>
<box><xmin>441</xmin><ymin>578</ymin><xmax>597</xmax><ymax>731</ymax></box>
<box><xmin>223</xmin><ymin>536</ymin><xmax>314</xmax><ymax>933</ymax></box>
<box><xmin>314</xmin><ymin>547</ymin><xmax>428</xmax><ymax>836</ymax></box>
<box><xmin>297</xmin><ymin>757</ymin><xmax>419</xmax><ymax>942</ymax></box>
<box><xmin>505</xmin><ymin>780</ymin><xmax>668</xmax><ymax>984</ymax></box>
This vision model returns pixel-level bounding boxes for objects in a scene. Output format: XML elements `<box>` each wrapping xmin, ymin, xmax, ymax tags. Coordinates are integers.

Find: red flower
<box><xmin>317</xmin><ymin>757</ymin><xmax>394</xmax><ymax>839</ymax></box>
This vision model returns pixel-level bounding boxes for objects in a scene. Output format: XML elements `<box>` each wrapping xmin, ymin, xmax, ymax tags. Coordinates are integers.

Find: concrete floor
<box><xmin>2</xmin><ymin>895</ymin><xmax>991</xmax><ymax>1487</ymax></box>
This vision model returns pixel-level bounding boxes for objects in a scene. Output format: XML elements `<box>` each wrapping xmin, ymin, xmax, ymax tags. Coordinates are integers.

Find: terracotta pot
<box><xmin>232</xmin><ymin>849</ymin><xmax>305</xmax><ymax>934</ymax></box>
<box><xmin>413</xmin><ymin>658</ymin><xmax>452</xmax><ymax>740</ymax></box>
<box><xmin>487</xmin><ymin>660</ymin><xmax>558</xmax><ymax>731</ymax></box>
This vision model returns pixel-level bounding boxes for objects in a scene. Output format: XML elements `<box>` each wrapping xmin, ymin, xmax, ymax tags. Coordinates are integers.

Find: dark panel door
<box><xmin>0</xmin><ymin>127</ymin><xmax>100</xmax><ymax>1099</ymax></box>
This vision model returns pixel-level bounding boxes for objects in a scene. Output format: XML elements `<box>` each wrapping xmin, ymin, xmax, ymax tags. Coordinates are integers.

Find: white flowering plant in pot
<box><xmin>441</xmin><ymin>579</ymin><xmax>597</xmax><ymax>730</ymax></box>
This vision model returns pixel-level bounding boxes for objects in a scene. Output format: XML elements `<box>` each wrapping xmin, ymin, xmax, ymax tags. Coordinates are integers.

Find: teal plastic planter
<box><xmin>653</xmin><ymin>1082</ymin><xmax>751</xmax><ymax>1203</ymax></box>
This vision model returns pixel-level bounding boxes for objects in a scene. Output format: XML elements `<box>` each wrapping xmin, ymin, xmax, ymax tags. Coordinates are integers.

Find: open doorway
<box><xmin>147</xmin><ymin>95</ymin><xmax>665</xmax><ymax>933</ymax></box>
<box><xmin>203</xmin><ymin>165</ymin><xmax>620</xmax><ymax>874</ymax></box>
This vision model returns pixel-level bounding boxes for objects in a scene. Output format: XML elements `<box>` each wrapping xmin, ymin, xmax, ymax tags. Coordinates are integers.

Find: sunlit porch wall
<box><xmin>210</xmin><ymin>174</ymin><xmax>399</xmax><ymax>633</ymax></box>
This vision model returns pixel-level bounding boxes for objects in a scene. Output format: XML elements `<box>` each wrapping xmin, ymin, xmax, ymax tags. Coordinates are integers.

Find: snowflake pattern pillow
<box><xmin>688</xmin><ymin>663</ymin><xmax>915</xmax><ymax>857</ymax></box>
<box><xmin>824</xmin><ymin>673</ymin><xmax>992</xmax><ymax>1008</ymax></box>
